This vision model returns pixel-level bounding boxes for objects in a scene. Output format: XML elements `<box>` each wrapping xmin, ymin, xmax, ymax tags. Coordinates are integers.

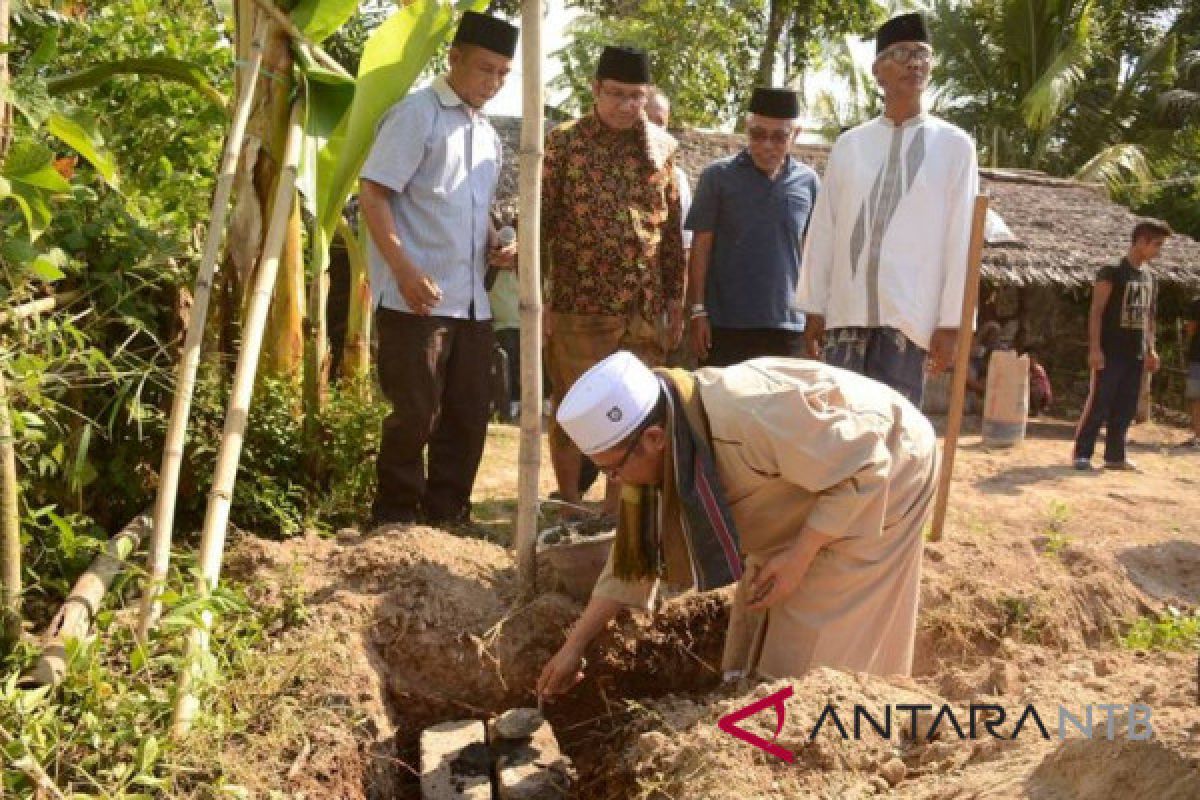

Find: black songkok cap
<box><xmin>875</xmin><ymin>12</ymin><xmax>929</xmax><ymax>55</ymax></box>
<box><xmin>748</xmin><ymin>87</ymin><xmax>800</xmax><ymax>120</ymax></box>
<box><xmin>453</xmin><ymin>11</ymin><xmax>519</xmax><ymax>59</ymax></box>
<box><xmin>595</xmin><ymin>46</ymin><xmax>651</xmax><ymax>85</ymax></box>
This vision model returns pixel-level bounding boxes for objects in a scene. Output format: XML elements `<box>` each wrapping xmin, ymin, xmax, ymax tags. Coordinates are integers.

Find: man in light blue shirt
<box><xmin>685</xmin><ymin>87</ymin><xmax>818</xmax><ymax>367</ymax></box>
<box><xmin>359</xmin><ymin>11</ymin><xmax>518</xmax><ymax>528</ymax></box>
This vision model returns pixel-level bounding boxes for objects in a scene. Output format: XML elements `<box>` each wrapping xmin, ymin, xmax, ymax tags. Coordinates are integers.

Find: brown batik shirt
<box><xmin>541</xmin><ymin>113</ymin><xmax>686</xmax><ymax>320</ymax></box>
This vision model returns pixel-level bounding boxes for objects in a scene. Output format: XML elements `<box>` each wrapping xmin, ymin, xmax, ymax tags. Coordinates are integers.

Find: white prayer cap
<box><xmin>557</xmin><ymin>351</ymin><xmax>661</xmax><ymax>455</ymax></box>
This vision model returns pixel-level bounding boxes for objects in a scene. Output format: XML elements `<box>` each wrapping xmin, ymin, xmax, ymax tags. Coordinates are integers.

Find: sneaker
<box><xmin>1073</xmin><ymin>458</ymin><xmax>1094</xmax><ymax>471</ymax></box>
<box><xmin>1103</xmin><ymin>459</ymin><xmax>1140</xmax><ymax>472</ymax></box>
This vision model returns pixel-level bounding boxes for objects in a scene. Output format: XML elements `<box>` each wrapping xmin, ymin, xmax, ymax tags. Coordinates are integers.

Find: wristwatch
<box><xmin>689</xmin><ymin>303</ymin><xmax>708</xmax><ymax>319</ymax></box>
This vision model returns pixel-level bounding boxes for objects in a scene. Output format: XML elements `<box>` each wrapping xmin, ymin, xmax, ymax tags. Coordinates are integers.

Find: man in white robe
<box><xmin>795</xmin><ymin>12</ymin><xmax>978</xmax><ymax>407</ymax></box>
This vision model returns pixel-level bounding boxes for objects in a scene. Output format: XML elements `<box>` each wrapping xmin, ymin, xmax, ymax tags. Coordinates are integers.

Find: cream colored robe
<box><xmin>593</xmin><ymin>357</ymin><xmax>938</xmax><ymax>678</ymax></box>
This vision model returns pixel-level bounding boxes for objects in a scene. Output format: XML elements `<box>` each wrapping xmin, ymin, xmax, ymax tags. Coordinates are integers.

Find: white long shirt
<box><xmin>796</xmin><ymin>113</ymin><xmax>978</xmax><ymax>350</ymax></box>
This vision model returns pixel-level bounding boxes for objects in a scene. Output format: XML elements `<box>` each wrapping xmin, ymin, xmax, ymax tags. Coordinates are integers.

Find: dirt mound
<box><xmin>916</xmin><ymin>534</ymin><xmax>1152</xmax><ymax>675</ymax></box>
<box><xmin>1027</xmin><ymin>738</ymin><xmax>1200</xmax><ymax>799</ymax></box>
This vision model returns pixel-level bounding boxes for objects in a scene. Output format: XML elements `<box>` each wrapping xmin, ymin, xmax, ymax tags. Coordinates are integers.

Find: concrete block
<box><xmin>420</xmin><ymin>720</ymin><xmax>494</xmax><ymax>800</ymax></box>
<box><xmin>490</xmin><ymin>717</ymin><xmax>573</xmax><ymax>800</ymax></box>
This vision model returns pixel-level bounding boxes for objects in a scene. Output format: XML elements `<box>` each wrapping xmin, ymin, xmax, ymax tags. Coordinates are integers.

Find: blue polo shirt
<box><xmin>686</xmin><ymin>150</ymin><xmax>819</xmax><ymax>331</ymax></box>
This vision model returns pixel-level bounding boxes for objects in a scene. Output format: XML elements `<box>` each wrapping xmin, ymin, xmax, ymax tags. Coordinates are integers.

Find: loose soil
<box><xmin>219</xmin><ymin>418</ymin><xmax>1200</xmax><ymax>798</ymax></box>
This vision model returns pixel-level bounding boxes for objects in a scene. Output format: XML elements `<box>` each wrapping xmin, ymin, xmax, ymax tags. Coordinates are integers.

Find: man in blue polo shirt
<box><xmin>684</xmin><ymin>87</ymin><xmax>818</xmax><ymax>366</ymax></box>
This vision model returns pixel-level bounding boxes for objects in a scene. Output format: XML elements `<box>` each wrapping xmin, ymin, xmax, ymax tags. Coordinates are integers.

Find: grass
<box><xmin>0</xmin><ymin>561</ymin><xmax>347</xmax><ymax>799</ymax></box>
<box><xmin>1120</xmin><ymin>607</ymin><xmax>1200</xmax><ymax>652</ymax></box>
<box><xmin>1041</xmin><ymin>499</ymin><xmax>1072</xmax><ymax>559</ymax></box>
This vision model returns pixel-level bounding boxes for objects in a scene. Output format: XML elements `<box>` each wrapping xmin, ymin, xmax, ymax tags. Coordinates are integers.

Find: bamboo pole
<box><xmin>0</xmin><ymin>290</ymin><xmax>83</xmax><ymax>325</ymax></box>
<box><xmin>0</xmin><ymin>367</ymin><xmax>20</xmax><ymax>649</ymax></box>
<box><xmin>515</xmin><ymin>0</ymin><xmax>545</xmax><ymax>600</ymax></box>
<box><xmin>930</xmin><ymin>195</ymin><xmax>989</xmax><ymax>542</ymax></box>
<box><xmin>172</xmin><ymin>102</ymin><xmax>305</xmax><ymax>738</ymax></box>
<box><xmin>0</xmin><ymin>0</ymin><xmax>10</xmax><ymax>158</ymax></box>
<box><xmin>30</xmin><ymin>515</ymin><xmax>151</xmax><ymax>685</ymax></box>
<box><xmin>336</xmin><ymin>216</ymin><xmax>372</xmax><ymax>384</ymax></box>
<box><xmin>136</xmin><ymin>13</ymin><xmax>269</xmax><ymax>643</ymax></box>
<box><xmin>249</xmin><ymin>0</ymin><xmax>352</xmax><ymax>79</ymax></box>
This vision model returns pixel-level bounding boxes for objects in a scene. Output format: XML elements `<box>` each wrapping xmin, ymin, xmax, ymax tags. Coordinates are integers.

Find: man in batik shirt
<box><xmin>542</xmin><ymin>45</ymin><xmax>686</xmax><ymax>510</ymax></box>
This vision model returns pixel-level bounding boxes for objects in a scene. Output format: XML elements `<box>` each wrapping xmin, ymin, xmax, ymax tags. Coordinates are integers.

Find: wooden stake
<box><xmin>0</xmin><ymin>367</ymin><xmax>20</xmax><ymax>649</ymax></box>
<box><xmin>515</xmin><ymin>0</ymin><xmax>545</xmax><ymax>600</ymax></box>
<box><xmin>30</xmin><ymin>515</ymin><xmax>151</xmax><ymax>685</ymax></box>
<box><xmin>172</xmin><ymin>101</ymin><xmax>305</xmax><ymax>738</ymax></box>
<box><xmin>930</xmin><ymin>195</ymin><xmax>989</xmax><ymax>542</ymax></box>
<box><xmin>136</xmin><ymin>12</ymin><xmax>269</xmax><ymax>643</ymax></box>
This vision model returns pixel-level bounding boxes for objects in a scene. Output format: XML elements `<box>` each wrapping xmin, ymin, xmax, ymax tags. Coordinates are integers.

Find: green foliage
<box><xmin>0</xmin><ymin>565</ymin><xmax>292</xmax><ymax>797</ymax></box>
<box><xmin>184</xmin><ymin>370</ymin><xmax>386</xmax><ymax>538</ymax></box>
<box><xmin>1040</xmin><ymin>499</ymin><xmax>1072</xmax><ymax>559</ymax></box>
<box><xmin>1120</xmin><ymin>606</ymin><xmax>1200</xmax><ymax>651</ymax></box>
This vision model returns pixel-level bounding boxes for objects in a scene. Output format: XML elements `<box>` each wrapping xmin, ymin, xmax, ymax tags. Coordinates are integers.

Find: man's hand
<box><xmin>804</xmin><ymin>314</ymin><xmax>825</xmax><ymax>360</ymax></box>
<box><xmin>1146</xmin><ymin>350</ymin><xmax>1160</xmax><ymax>373</ymax></box>
<box><xmin>1088</xmin><ymin>347</ymin><xmax>1106</xmax><ymax>372</ymax></box>
<box><xmin>746</xmin><ymin>548</ymin><xmax>806</xmax><ymax>612</ymax></box>
<box><xmin>536</xmin><ymin>643</ymin><xmax>585</xmax><ymax>701</ymax></box>
<box><xmin>668</xmin><ymin>303</ymin><xmax>685</xmax><ymax>350</ymax></box>
<box><xmin>396</xmin><ymin>266</ymin><xmax>442</xmax><ymax>315</ymax></box>
<box><xmin>928</xmin><ymin>328</ymin><xmax>958</xmax><ymax>376</ymax></box>
<box><xmin>690</xmin><ymin>316</ymin><xmax>712</xmax><ymax>361</ymax></box>
<box><xmin>489</xmin><ymin>240</ymin><xmax>518</xmax><ymax>270</ymax></box>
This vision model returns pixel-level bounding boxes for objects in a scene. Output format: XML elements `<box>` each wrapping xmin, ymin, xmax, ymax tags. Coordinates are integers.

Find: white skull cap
<box><xmin>556</xmin><ymin>351</ymin><xmax>661</xmax><ymax>455</ymax></box>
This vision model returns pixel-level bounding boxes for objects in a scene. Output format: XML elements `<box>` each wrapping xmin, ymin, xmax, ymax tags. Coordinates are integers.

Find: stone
<box><xmin>491</xmin><ymin>716</ymin><xmax>574</xmax><ymax>800</ymax></box>
<box><xmin>880</xmin><ymin>757</ymin><xmax>907</xmax><ymax>787</ymax></box>
<box><xmin>494</xmin><ymin>708</ymin><xmax>545</xmax><ymax>740</ymax></box>
<box><xmin>988</xmin><ymin>659</ymin><xmax>1021</xmax><ymax>695</ymax></box>
<box><xmin>420</xmin><ymin>720</ymin><xmax>492</xmax><ymax>800</ymax></box>
<box><xmin>1093</xmin><ymin>655</ymin><xmax>1117</xmax><ymax>677</ymax></box>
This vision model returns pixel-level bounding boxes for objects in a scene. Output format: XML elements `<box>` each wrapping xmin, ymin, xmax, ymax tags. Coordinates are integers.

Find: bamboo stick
<box><xmin>930</xmin><ymin>195</ymin><xmax>989</xmax><ymax>542</ymax></box>
<box><xmin>136</xmin><ymin>13</ymin><xmax>269</xmax><ymax>643</ymax></box>
<box><xmin>0</xmin><ymin>367</ymin><xmax>20</xmax><ymax>648</ymax></box>
<box><xmin>0</xmin><ymin>724</ymin><xmax>67</xmax><ymax>800</ymax></box>
<box><xmin>0</xmin><ymin>290</ymin><xmax>82</xmax><ymax>325</ymax></box>
<box><xmin>29</xmin><ymin>514</ymin><xmax>151</xmax><ymax>685</ymax></box>
<box><xmin>515</xmin><ymin>0</ymin><xmax>545</xmax><ymax>601</ymax></box>
<box><xmin>171</xmin><ymin>101</ymin><xmax>305</xmax><ymax>738</ymax></box>
<box><xmin>0</xmin><ymin>0</ymin><xmax>10</xmax><ymax>158</ymax></box>
<box><xmin>249</xmin><ymin>0</ymin><xmax>352</xmax><ymax>79</ymax></box>
<box><xmin>337</xmin><ymin>216</ymin><xmax>372</xmax><ymax>385</ymax></box>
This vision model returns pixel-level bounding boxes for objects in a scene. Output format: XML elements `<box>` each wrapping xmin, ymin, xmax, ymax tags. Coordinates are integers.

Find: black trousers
<box><xmin>372</xmin><ymin>308</ymin><xmax>494</xmax><ymax>525</ymax></box>
<box><xmin>1073</xmin><ymin>355</ymin><xmax>1143</xmax><ymax>464</ymax></box>
<box><xmin>704</xmin><ymin>327</ymin><xmax>807</xmax><ymax>368</ymax></box>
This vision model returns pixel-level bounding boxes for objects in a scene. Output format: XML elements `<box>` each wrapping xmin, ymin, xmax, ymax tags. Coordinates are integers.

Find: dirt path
<box><xmin>218</xmin><ymin>417</ymin><xmax>1199</xmax><ymax>798</ymax></box>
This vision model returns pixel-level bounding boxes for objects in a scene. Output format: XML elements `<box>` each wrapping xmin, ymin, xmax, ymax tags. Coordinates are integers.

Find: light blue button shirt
<box><xmin>361</xmin><ymin>76</ymin><xmax>501</xmax><ymax>319</ymax></box>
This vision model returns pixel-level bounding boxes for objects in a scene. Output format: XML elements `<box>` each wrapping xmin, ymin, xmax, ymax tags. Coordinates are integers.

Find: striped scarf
<box><xmin>611</xmin><ymin>369</ymin><xmax>743</xmax><ymax>592</ymax></box>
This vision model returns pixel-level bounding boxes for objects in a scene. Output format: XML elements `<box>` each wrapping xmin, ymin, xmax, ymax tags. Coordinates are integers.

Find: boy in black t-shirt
<box><xmin>1185</xmin><ymin>295</ymin><xmax>1200</xmax><ymax>447</ymax></box>
<box><xmin>1073</xmin><ymin>220</ymin><xmax>1172</xmax><ymax>470</ymax></box>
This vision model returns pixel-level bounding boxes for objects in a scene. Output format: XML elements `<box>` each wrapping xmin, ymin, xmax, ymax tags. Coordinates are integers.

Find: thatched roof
<box><xmin>490</xmin><ymin>116</ymin><xmax>1200</xmax><ymax>288</ymax></box>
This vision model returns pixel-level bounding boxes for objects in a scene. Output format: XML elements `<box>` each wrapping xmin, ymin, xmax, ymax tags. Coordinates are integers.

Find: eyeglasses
<box><xmin>599</xmin><ymin>84</ymin><xmax>649</xmax><ymax>107</ymax></box>
<box><xmin>877</xmin><ymin>44</ymin><xmax>934</xmax><ymax>66</ymax></box>
<box><xmin>596</xmin><ymin>423</ymin><xmax>650</xmax><ymax>480</ymax></box>
<box><xmin>747</xmin><ymin>127</ymin><xmax>794</xmax><ymax>145</ymax></box>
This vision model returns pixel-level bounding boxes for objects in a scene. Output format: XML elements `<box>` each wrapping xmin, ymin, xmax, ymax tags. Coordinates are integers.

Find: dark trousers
<box><xmin>373</xmin><ymin>308</ymin><xmax>495</xmax><ymax>525</ymax></box>
<box><xmin>824</xmin><ymin>327</ymin><xmax>927</xmax><ymax>406</ymax></box>
<box><xmin>495</xmin><ymin>328</ymin><xmax>521</xmax><ymax>404</ymax></box>
<box><xmin>704</xmin><ymin>327</ymin><xmax>807</xmax><ymax>368</ymax></box>
<box><xmin>1073</xmin><ymin>355</ymin><xmax>1144</xmax><ymax>463</ymax></box>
